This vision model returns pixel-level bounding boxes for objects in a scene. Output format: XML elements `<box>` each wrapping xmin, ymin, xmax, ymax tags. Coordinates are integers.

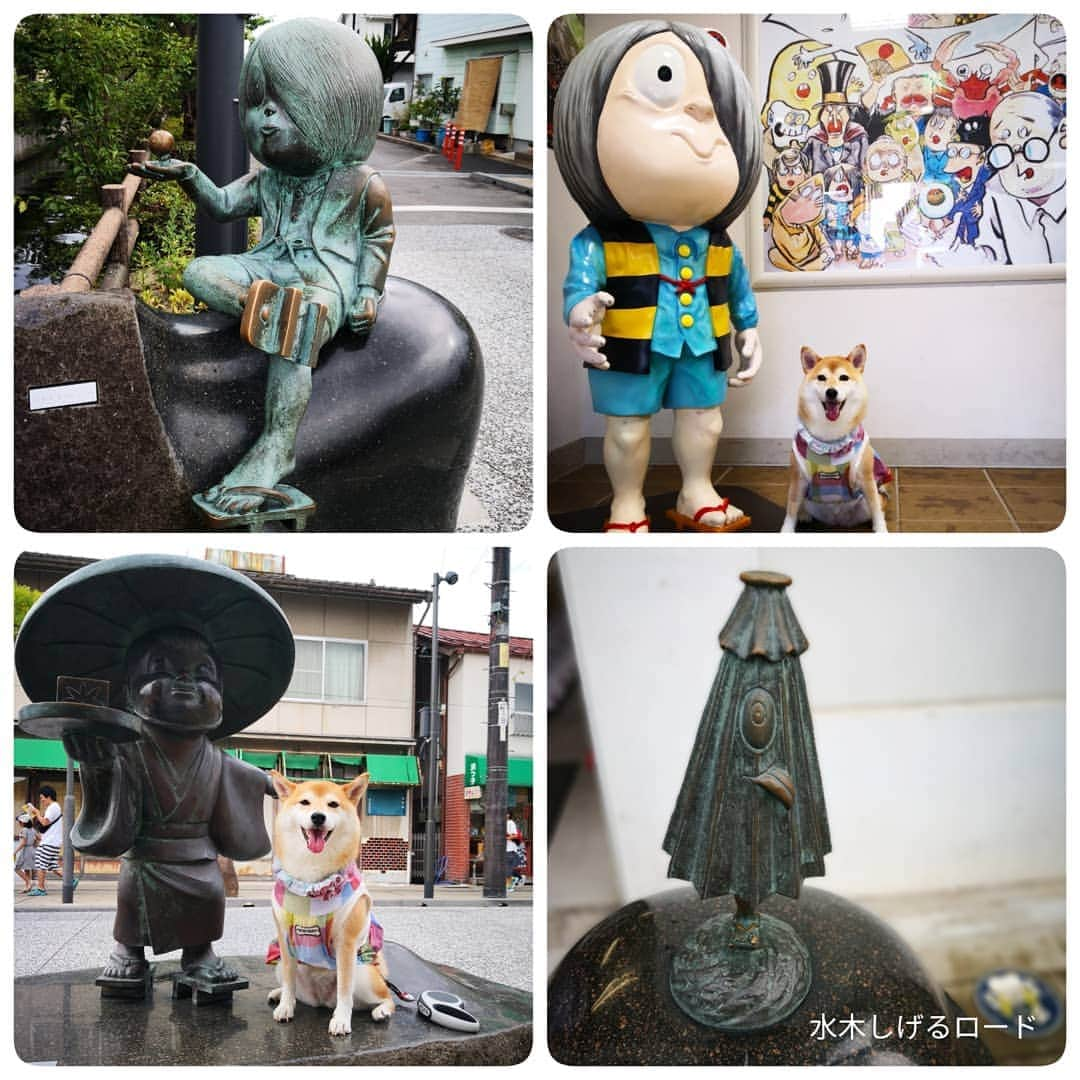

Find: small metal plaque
<box><xmin>29</xmin><ymin>381</ymin><xmax>99</xmax><ymax>411</ymax></box>
<box><xmin>57</xmin><ymin>676</ymin><xmax>110</xmax><ymax>706</ymax></box>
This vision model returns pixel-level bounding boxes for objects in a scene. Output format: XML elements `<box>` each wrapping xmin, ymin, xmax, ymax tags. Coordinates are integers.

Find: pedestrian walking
<box><xmin>25</xmin><ymin>787</ymin><xmax>72</xmax><ymax>896</ymax></box>
<box><xmin>14</xmin><ymin>814</ymin><xmax>36</xmax><ymax>893</ymax></box>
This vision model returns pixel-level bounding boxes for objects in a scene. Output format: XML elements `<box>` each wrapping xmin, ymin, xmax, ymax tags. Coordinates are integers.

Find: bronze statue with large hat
<box><xmin>16</xmin><ymin>554</ymin><xmax>295</xmax><ymax>1002</ymax></box>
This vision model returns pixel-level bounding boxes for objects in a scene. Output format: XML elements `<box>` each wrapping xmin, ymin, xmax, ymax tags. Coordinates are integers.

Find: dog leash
<box><xmin>385</xmin><ymin>979</ymin><xmax>416</xmax><ymax>1003</ymax></box>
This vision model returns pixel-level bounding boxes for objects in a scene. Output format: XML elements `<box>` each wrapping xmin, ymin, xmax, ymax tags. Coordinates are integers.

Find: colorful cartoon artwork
<box><xmin>757</xmin><ymin>13</ymin><xmax>1066</xmax><ymax>274</ymax></box>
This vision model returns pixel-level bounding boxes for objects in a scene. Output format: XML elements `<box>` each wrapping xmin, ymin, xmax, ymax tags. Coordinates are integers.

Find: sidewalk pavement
<box><xmin>375</xmin><ymin>131</ymin><xmax>533</xmax><ymax>195</ymax></box>
<box><xmin>14</xmin><ymin>876</ymin><xmax>532</xmax><ymax>911</ymax></box>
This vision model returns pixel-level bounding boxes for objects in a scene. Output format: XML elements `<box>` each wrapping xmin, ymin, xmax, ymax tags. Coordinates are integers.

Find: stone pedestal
<box><xmin>15</xmin><ymin>946</ymin><xmax>530</xmax><ymax>1066</ymax></box>
<box><xmin>549</xmin><ymin>886</ymin><xmax>993</xmax><ymax>1065</ymax></box>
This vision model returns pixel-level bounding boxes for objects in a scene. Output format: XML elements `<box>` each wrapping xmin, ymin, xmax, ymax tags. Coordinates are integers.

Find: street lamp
<box><xmin>424</xmin><ymin>570</ymin><xmax>457</xmax><ymax>900</ymax></box>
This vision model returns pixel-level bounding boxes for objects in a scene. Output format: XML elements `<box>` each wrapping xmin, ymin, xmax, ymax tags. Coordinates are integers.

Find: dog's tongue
<box><xmin>305</xmin><ymin>828</ymin><xmax>327</xmax><ymax>854</ymax></box>
<box><xmin>824</xmin><ymin>401</ymin><xmax>843</xmax><ymax>422</ymax></box>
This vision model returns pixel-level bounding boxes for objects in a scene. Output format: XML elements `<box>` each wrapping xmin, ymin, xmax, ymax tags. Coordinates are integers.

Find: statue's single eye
<box><xmin>632</xmin><ymin>44</ymin><xmax>686</xmax><ymax>108</ymax></box>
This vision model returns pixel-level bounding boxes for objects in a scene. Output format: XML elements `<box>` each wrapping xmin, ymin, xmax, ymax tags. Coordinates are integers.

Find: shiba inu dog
<box><xmin>782</xmin><ymin>344</ymin><xmax>892</xmax><ymax>532</ymax></box>
<box><xmin>267</xmin><ymin>771</ymin><xmax>395</xmax><ymax>1035</ymax></box>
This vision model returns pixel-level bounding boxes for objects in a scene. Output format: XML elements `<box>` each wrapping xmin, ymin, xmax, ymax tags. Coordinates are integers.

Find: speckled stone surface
<box><xmin>15</xmin><ymin>945</ymin><xmax>531</xmax><ymax>1066</ymax></box>
<box><xmin>14</xmin><ymin>291</ymin><xmax>195</xmax><ymax>531</ymax></box>
<box><xmin>549</xmin><ymin>886</ymin><xmax>993</xmax><ymax>1065</ymax></box>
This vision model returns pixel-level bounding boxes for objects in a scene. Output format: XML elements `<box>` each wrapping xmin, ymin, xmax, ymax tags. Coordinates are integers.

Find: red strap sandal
<box><xmin>665</xmin><ymin>500</ymin><xmax>752</xmax><ymax>533</ymax></box>
<box><xmin>602</xmin><ymin>517</ymin><xmax>650</xmax><ymax>533</ymax></box>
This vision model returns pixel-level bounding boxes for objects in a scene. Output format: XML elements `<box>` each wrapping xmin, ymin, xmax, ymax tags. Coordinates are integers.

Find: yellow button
<box><xmin>679</xmin><ymin>292</ymin><xmax>693</xmax><ymax>306</ymax></box>
<box><xmin>681</xmin><ymin>314</ymin><xmax>694</xmax><ymax>328</ymax></box>
<box><xmin>677</xmin><ymin>243</ymin><xmax>691</xmax><ymax>257</ymax></box>
<box><xmin>679</xmin><ymin>266</ymin><xmax>693</xmax><ymax>280</ymax></box>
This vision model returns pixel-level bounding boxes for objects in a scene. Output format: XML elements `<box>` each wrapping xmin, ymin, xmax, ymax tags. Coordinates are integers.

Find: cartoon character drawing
<box><xmin>763</xmin><ymin>39</ymin><xmax>833</xmax><ymax>114</ymax></box>
<box><xmin>977</xmin><ymin>92</ymin><xmax>1066</xmax><ymax>263</ymax></box>
<box><xmin>857</xmin><ymin>136</ymin><xmax>917</xmax><ymax>266</ymax></box>
<box><xmin>933</xmin><ymin>32</ymin><xmax>1021</xmax><ymax>118</ymax></box>
<box><xmin>885</xmin><ymin>110</ymin><xmax>925</xmax><ymax>179</ymax></box>
<box><xmin>944</xmin><ymin>115</ymin><xmax>991</xmax><ymax>247</ymax></box>
<box><xmin>769</xmin><ymin>174</ymin><xmax>833</xmax><ymax>272</ymax></box>
<box><xmin>921</xmin><ymin>107</ymin><xmax>960</xmax><ymax>180</ymax></box>
<box><xmin>802</xmin><ymin>59</ymin><xmax>868</xmax><ymax>174</ymax></box>
<box><xmin>821</xmin><ymin>164</ymin><xmax>861</xmax><ymax>260</ymax></box>
<box><xmin>764</xmin><ymin>147</ymin><xmax>809</xmax><ymax>229</ymax></box>
<box><xmin>553</xmin><ymin>20</ymin><xmax>763</xmax><ymax>534</ymax></box>
<box><xmin>762</xmin><ymin>99</ymin><xmax>812</xmax><ymax>168</ymax></box>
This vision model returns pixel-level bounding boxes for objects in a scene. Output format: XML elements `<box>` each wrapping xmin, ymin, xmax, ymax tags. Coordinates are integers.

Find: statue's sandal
<box><xmin>665</xmin><ymin>500</ymin><xmax>751</xmax><ymax>533</ymax></box>
<box><xmin>241</xmin><ymin>280</ymin><xmax>328</xmax><ymax>368</ymax></box>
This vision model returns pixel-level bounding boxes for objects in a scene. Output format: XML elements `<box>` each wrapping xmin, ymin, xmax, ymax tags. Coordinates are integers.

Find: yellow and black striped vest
<box><xmin>596</xmin><ymin>222</ymin><xmax>734</xmax><ymax>375</ymax></box>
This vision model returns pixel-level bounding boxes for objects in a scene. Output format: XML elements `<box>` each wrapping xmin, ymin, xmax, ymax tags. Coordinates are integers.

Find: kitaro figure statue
<box><xmin>131</xmin><ymin>19</ymin><xmax>394</xmax><ymax>516</ymax></box>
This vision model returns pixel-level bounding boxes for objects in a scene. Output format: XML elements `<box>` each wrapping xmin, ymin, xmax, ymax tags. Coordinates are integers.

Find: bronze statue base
<box><xmin>171</xmin><ymin>970</ymin><xmax>249</xmax><ymax>1007</ymax></box>
<box><xmin>669</xmin><ymin>911</ymin><xmax>811</xmax><ymax>1031</ymax></box>
<box><xmin>96</xmin><ymin>965</ymin><xmax>154</xmax><ymax>999</ymax></box>
<box><xmin>192</xmin><ymin>483</ymin><xmax>315</xmax><ymax>531</ymax></box>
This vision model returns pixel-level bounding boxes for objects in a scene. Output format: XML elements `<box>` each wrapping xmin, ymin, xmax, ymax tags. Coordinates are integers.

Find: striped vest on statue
<box><xmin>596</xmin><ymin>222</ymin><xmax>734</xmax><ymax>375</ymax></box>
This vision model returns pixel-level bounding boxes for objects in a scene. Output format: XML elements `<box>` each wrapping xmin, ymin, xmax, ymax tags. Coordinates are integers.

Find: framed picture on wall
<box><xmin>747</xmin><ymin>13</ymin><xmax>1066</xmax><ymax>288</ymax></box>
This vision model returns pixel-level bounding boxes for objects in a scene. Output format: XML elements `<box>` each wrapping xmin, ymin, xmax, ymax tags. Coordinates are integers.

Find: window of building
<box><xmin>511</xmin><ymin>680</ymin><xmax>533</xmax><ymax>736</ymax></box>
<box><xmin>285</xmin><ymin>637</ymin><xmax>366</xmax><ymax>704</ymax></box>
<box><xmin>367</xmin><ymin>789</ymin><xmax>407</xmax><ymax>816</ymax></box>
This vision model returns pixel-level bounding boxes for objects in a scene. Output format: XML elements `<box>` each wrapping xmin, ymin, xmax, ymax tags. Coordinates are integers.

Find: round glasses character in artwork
<box><xmin>130</xmin><ymin>19</ymin><xmax>393</xmax><ymax>515</ymax></box>
<box><xmin>554</xmin><ymin>21</ymin><xmax>763</xmax><ymax>533</ymax></box>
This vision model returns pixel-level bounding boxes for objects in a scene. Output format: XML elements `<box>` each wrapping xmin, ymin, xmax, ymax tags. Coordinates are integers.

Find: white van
<box><xmin>383</xmin><ymin>83</ymin><xmax>409</xmax><ymax>124</ymax></box>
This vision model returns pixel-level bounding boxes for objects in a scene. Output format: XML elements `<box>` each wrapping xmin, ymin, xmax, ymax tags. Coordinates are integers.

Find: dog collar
<box><xmin>796</xmin><ymin>423</ymin><xmax>864</xmax><ymax>458</ymax></box>
<box><xmin>272</xmin><ymin>859</ymin><xmax>363</xmax><ymax>901</ymax></box>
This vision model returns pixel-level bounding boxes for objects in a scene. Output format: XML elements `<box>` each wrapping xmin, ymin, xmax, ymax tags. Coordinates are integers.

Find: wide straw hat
<box><xmin>15</xmin><ymin>554</ymin><xmax>294</xmax><ymax>739</ymax></box>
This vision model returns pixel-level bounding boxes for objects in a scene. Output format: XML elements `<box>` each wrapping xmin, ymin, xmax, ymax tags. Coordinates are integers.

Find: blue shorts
<box><xmin>588</xmin><ymin>347</ymin><xmax>727</xmax><ymax>416</ymax></box>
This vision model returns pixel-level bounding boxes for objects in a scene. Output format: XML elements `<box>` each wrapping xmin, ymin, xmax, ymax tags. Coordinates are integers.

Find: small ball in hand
<box><xmin>148</xmin><ymin>129</ymin><xmax>175</xmax><ymax>157</ymax></box>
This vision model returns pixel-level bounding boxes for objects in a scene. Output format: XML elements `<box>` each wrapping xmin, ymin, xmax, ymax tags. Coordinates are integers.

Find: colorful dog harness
<box><xmin>266</xmin><ymin>860</ymin><xmax>383</xmax><ymax>969</ymax></box>
<box><xmin>793</xmin><ymin>423</ymin><xmax>892</xmax><ymax>526</ymax></box>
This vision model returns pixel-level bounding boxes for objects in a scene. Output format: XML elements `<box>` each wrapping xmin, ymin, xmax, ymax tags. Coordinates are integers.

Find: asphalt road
<box><xmin>368</xmin><ymin>138</ymin><xmax>533</xmax><ymax>530</ymax></box>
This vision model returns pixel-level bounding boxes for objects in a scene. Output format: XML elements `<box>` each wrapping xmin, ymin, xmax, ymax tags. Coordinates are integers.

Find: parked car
<box><xmin>383</xmin><ymin>82</ymin><xmax>408</xmax><ymax>124</ymax></box>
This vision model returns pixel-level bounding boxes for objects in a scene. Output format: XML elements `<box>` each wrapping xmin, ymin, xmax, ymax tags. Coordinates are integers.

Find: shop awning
<box><xmin>284</xmin><ymin>752</ymin><xmax>323</xmax><ymax>774</ymax></box>
<box><xmin>464</xmin><ymin>754</ymin><xmax>532</xmax><ymax>788</ymax></box>
<box><xmin>331</xmin><ymin>754</ymin><xmax>363</xmax><ymax>765</ymax></box>
<box><xmin>14</xmin><ymin>738</ymin><xmax>78</xmax><ymax>771</ymax></box>
<box><xmin>364</xmin><ymin>754</ymin><xmax>420</xmax><ymax>785</ymax></box>
<box><xmin>241</xmin><ymin>750</ymin><xmax>280</xmax><ymax>769</ymax></box>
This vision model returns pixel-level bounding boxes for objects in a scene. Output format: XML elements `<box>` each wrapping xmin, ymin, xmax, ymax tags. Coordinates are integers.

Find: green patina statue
<box><xmin>130</xmin><ymin>19</ymin><xmax>394</xmax><ymax>517</ymax></box>
<box><xmin>663</xmin><ymin>570</ymin><xmax>831</xmax><ymax>1031</ymax></box>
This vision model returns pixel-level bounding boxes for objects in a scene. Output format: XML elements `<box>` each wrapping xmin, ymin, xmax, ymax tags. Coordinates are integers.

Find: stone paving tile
<box><xmin>986</xmin><ymin>467</ymin><xmax>1065</xmax><ymax>488</ymax></box>
<box><xmin>896</xmin><ymin>483</ymin><xmax>1013</xmax><ymax>524</ymax></box>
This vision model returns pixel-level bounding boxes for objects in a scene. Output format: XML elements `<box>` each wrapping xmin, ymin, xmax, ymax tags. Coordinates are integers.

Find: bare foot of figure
<box><xmin>102</xmin><ymin>944</ymin><xmax>149</xmax><ymax>979</ymax></box>
<box><xmin>203</xmin><ymin>436</ymin><xmax>298</xmax><ymax>514</ymax></box>
<box><xmin>181</xmin><ymin>944</ymin><xmax>239</xmax><ymax>983</ymax></box>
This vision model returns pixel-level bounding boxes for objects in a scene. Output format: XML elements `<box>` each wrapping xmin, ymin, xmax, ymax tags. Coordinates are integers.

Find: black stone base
<box><xmin>549</xmin><ymin>886</ymin><xmax>993</xmax><ymax>1065</ymax></box>
<box><xmin>551</xmin><ymin>487</ymin><xmax>786</xmax><ymax>533</ymax></box>
<box><xmin>16</xmin><ymin>946</ymin><xmax>531</xmax><ymax>1066</ymax></box>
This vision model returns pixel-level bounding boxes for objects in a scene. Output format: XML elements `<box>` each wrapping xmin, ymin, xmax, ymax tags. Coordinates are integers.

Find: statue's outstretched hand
<box><xmin>567</xmin><ymin>291</ymin><xmax>614</xmax><ymax>369</ymax></box>
<box><xmin>127</xmin><ymin>159</ymin><xmax>195</xmax><ymax>182</ymax></box>
<box><xmin>727</xmin><ymin>327</ymin><xmax>763</xmax><ymax>388</ymax></box>
<box><xmin>348</xmin><ymin>295</ymin><xmax>378</xmax><ymax>334</ymax></box>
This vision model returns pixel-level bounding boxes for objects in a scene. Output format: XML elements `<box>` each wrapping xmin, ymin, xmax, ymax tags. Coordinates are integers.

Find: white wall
<box><xmin>548</xmin><ymin>14</ymin><xmax>1065</xmax><ymax>460</ymax></box>
<box><xmin>447</xmin><ymin>652</ymin><xmax>534</xmax><ymax>774</ymax></box>
<box><xmin>559</xmin><ymin>547</ymin><xmax>1065</xmax><ymax>903</ymax></box>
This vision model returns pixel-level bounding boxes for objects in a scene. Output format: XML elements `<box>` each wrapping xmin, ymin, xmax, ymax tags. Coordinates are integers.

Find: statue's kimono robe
<box><xmin>73</xmin><ymin>728</ymin><xmax>270</xmax><ymax>953</ymax></box>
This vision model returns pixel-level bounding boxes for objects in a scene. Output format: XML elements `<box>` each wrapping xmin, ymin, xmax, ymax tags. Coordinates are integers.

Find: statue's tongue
<box><xmin>305</xmin><ymin>828</ymin><xmax>327</xmax><ymax>853</ymax></box>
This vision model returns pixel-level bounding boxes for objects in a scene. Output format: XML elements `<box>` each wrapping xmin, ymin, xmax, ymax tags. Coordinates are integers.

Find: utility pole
<box><xmin>483</xmin><ymin>548</ymin><xmax>511</xmax><ymax>898</ymax></box>
<box><xmin>195</xmin><ymin>15</ymin><xmax>248</xmax><ymax>255</ymax></box>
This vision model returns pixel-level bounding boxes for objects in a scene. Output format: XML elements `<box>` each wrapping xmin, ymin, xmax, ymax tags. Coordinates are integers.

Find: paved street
<box><xmin>368</xmin><ymin>138</ymin><xmax>533</xmax><ymax>531</ymax></box>
<box><xmin>15</xmin><ymin>878</ymin><xmax>533</xmax><ymax>991</ymax></box>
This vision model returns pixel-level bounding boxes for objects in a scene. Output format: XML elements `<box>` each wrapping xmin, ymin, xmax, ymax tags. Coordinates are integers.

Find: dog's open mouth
<box><xmin>302</xmin><ymin>826</ymin><xmax>333</xmax><ymax>854</ymax></box>
<box><xmin>823</xmin><ymin>398</ymin><xmax>845</xmax><ymax>422</ymax></box>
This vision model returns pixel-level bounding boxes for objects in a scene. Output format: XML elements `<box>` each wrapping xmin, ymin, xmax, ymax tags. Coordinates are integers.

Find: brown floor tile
<box><xmin>900</xmin><ymin>519</ymin><xmax>1019</xmax><ymax>533</ymax></box>
<box><xmin>715</xmin><ymin>465</ymin><xmax>790</xmax><ymax>485</ymax></box>
<box><xmin>549</xmin><ymin>478</ymin><xmax>611</xmax><ymax>515</ymax></box>
<box><xmin>995</xmin><ymin>488</ymin><xmax>1065</xmax><ymax>525</ymax></box>
<box><xmin>987</xmin><ymin>467</ymin><xmax>1066</xmax><ymax>488</ymax></box>
<box><xmin>1016</xmin><ymin>521</ymin><xmax>1062</xmax><ymax>533</ymax></box>
<box><xmin>898</xmin><ymin>483</ymin><xmax>1012</xmax><ymax>523</ymax></box>
<box><xmin>642</xmin><ymin>465</ymin><xmax>684</xmax><ymax>495</ymax></box>
<box><xmin>896</xmin><ymin>467</ymin><xmax>990</xmax><ymax>484</ymax></box>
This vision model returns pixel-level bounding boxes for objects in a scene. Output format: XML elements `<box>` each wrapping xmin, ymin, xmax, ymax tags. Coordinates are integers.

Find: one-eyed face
<box><xmin>242</xmin><ymin>77</ymin><xmax>324</xmax><ymax>176</ymax></box>
<box><xmin>128</xmin><ymin>630</ymin><xmax>222</xmax><ymax>733</ymax></box>
<box><xmin>596</xmin><ymin>31</ymin><xmax>739</xmax><ymax>229</ymax></box>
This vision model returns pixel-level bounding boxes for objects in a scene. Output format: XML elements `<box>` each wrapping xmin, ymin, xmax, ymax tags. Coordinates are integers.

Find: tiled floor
<box><xmin>549</xmin><ymin>465</ymin><xmax>1065</xmax><ymax>533</ymax></box>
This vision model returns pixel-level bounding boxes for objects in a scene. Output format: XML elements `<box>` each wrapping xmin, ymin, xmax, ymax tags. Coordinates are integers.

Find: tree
<box><xmin>15</xmin><ymin>14</ymin><xmax>197</xmax><ymax>200</ymax></box>
<box><xmin>365</xmin><ymin>33</ymin><xmax>396</xmax><ymax>83</ymax></box>
<box><xmin>14</xmin><ymin>583</ymin><xmax>42</xmax><ymax>639</ymax></box>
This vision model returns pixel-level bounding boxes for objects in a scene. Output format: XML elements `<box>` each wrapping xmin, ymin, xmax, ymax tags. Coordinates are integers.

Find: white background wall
<box><xmin>559</xmin><ymin>547</ymin><xmax>1065</xmax><ymax>903</ymax></box>
<box><xmin>547</xmin><ymin>14</ymin><xmax>1066</xmax><ymax>459</ymax></box>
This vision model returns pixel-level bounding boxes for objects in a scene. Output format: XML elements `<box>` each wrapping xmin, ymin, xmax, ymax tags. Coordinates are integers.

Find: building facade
<box><xmin>13</xmin><ymin>551</ymin><xmax>428</xmax><ymax>883</ymax></box>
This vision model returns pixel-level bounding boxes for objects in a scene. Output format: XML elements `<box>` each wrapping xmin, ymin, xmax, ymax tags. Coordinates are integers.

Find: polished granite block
<box><xmin>15</xmin><ymin>946</ymin><xmax>531</xmax><ymax>1066</ymax></box>
<box><xmin>549</xmin><ymin>886</ymin><xmax>992</xmax><ymax>1066</ymax></box>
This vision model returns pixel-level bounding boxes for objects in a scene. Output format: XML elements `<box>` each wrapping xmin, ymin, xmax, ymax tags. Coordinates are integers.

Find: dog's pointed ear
<box><xmin>801</xmin><ymin>346</ymin><xmax>820</xmax><ymax>373</ymax></box>
<box><xmin>269</xmin><ymin>769</ymin><xmax>294</xmax><ymax>801</ymax></box>
<box><xmin>343</xmin><ymin>771</ymin><xmax>369</xmax><ymax>807</ymax></box>
<box><xmin>848</xmin><ymin>343</ymin><xmax>867</xmax><ymax>370</ymax></box>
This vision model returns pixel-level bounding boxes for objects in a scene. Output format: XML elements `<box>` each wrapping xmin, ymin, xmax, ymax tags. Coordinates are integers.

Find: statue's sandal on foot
<box><xmin>666</xmin><ymin>500</ymin><xmax>751</xmax><ymax>533</ymax></box>
<box><xmin>241</xmin><ymin>280</ymin><xmax>328</xmax><ymax>368</ymax></box>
